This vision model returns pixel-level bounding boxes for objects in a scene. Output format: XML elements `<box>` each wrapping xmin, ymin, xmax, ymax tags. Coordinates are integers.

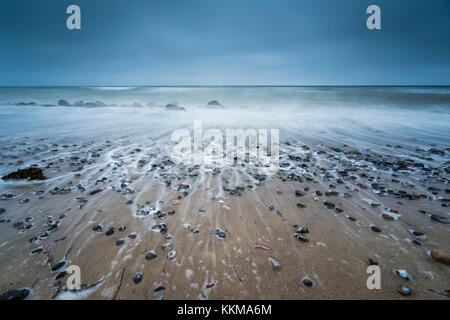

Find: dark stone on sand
<box><xmin>397</xmin><ymin>285</ymin><xmax>411</xmax><ymax>296</ymax></box>
<box><xmin>92</xmin><ymin>224</ymin><xmax>103</xmax><ymax>232</ymax></box>
<box><xmin>133</xmin><ymin>273</ymin><xmax>143</xmax><ymax>284</ymax></box>
<box><xmin>0</xmin><ymin>288</ymin><xmax>30</xmax><ymax>300</ymax></box>
<box><xmin>126</xmin><ymin>200</ymin><xmax>133</xmax><ymax>205</ymax></box>
<box><xmin>370</xmin><ymin>225</ymin><xmax>382</xmax><ymax>232</ymax></box>
<box><xmin>316</xmin><ymin>191</ymin><xmax>323</xmax><ymax>196</ymax></box>
<box><xmin>296</xmin><ymin>203</ymin><xmax>306</xmax><ymax>208</ymax></box>
<box><xmin>58</xmin><ymin>99</ymin><xmax>71</xmax><ymax>106</ymax></box>
<box><xmin>348</xmin><ymin>216</ymin><xmax>356</xmax><ymax>221</ymax></box>
<box><xmin>295</xmin><ymin>190</ymin><xmax>305</xmax><ymax>197</ymax></box>
<box><xmin>215</xmin><ymin>228</ymin><xmax>228</xmax><ymax>240</ymax></box>
<box><xmin>51</xmin><ymin>261</ymin><xmax>65</xmax><ymax>271</ymax></box>
<box><xmin>2</xmin><ymin>167</ymin><xmax>46</xmax><ymax>180</ymax></box>
<box><xmin>302</xmin><ymin>278</ymin><xmax>314</xmax><ymax>287</ymax></box>
<box><xmin>106</xmin><ymin>227</ymin><xmax>115</xmax><ymax>236</ymax></box>
<box><xmin>0</xmin><ymin>208</ymin><xmax>4</xmax><ymax>215</ymax></box>
<box><xmin>430</xmin><ymin>214</ymin><xmax>449</xmax><ymax>224</ymax></box>
<box><xmin>335</xmin><ymin>208</ymin><xmax>344</xmax><ymax>213</ymax></box>
<box><xmin>116</xmin><ymin>239</ymin><xmax>125</xmax><ymax>246</ymax></box>
<box><xmin>145</xmin><ymin>250</ymin><xmax>157</xmax><ymax>260</ymax></box>
<box><xmin>323</xmin><ymin>201</ymin><xmax>335</xmax><ymax>209</ymax></box>
<box><xmin>89</xmin><ymin>189</ymin><xmax>103</xmax><ymax>195</ymax></box>
<box><xmin>55</xmin><ymin>271</ymin><xmax>68</xmax><ymax>280</ymax></box>
<box><xmin>295</xmin><ymin>234</ymin><xmax>309</xmax><ymax>242</ymax></box>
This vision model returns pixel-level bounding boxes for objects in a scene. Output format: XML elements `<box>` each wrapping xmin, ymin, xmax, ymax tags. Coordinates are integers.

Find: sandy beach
<box><xmin>0</xmin><ymin>86</ymin><xmax>449</xmax><ymax>300</ymax></box>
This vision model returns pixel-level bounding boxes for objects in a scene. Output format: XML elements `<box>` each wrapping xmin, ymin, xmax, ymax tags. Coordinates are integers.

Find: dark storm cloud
<box><xmin>0</xmin><ymin>0</ymin><xmax>449</xmax><ymax>85</ymax></box>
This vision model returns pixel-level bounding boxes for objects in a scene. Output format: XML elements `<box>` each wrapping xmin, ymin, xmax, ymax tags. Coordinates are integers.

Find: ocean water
<box><xmin>0</xmin><ymin>86</ymin><xmax>449</xmax><ymax>152</ymax></box>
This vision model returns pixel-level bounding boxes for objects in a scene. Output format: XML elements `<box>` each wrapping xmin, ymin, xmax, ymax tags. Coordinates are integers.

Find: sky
<box><xmin>0</xmin><ymin>0</ymin><xmax>449</xmax><ymax>86</ymax></box>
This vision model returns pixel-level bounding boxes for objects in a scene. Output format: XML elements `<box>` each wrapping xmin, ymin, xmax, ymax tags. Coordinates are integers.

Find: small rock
<box><xmin>106</xmin><ymin>227</ymin><xmax>115</xmax><ymax>236</ymax></box>
<box><xmin>393</xmin><ymin>269</ymin><xmax>411</xmax><ymax>281</ymax></box>
<box><xmin>382</xmin><ymin>213</ymin><xmax>394</xmax><ymax>220</ymax></box>
<box><xmin>302</xmin><ymin>278</ymin><xmax>314</xmax><ymax>287</ymax></box>
<box><xmin>0</xmin><ymin>288</ymin><xmax>30</xmax><ymax>300</ymax></box>
<box><xmin>167</xmin><ymin>250</ymin><xmax>176</xmax><ymax>260</ymax></box>
<box><xmin>430</xmin><ymin>214</ymin><xmax>449</xmax><ymax>224</ymax></box>
<box><xmin>154</xmin><ymin>285</ymin><xmax>165</xmax><ymax>300</ymax></box>
<box><xmin>215</xmin><ymin>228</ymin><xmax>228</xmax><ymax>240</ymax></box>
<box><xmin>89</xmin><ymin>189</ymin><xmax>103</xmax><ymax>196</ymax></box>
<box><xmin>268</xmin><ymin>257</ymin><xmax>281</xmax><ymax>271</ymax></box>
<box><xmin>116</xmin><ymin>239</ymin><xmax>125</xmax><ymax>246</ymax></box>
<box><xmin>92</xmin><ymin>224</ymin><xmax>103</xmax><ymax>232</ymax></box>
<box><xmin>2</xmin><ymin>167</ymin><xmax>46</xmax><ymax>180</ymax></box>
<box><xmin>133</xmin><ymin>273</ymin><xmax>143</xmax><ymax>284</ymax></box>
<box><xmin>145</xmin><ymin>250</ymin><xmax>157</xmax><ymax>260</ymax></box>
<box><xmin>55</xmin><ymin>271</ymin><xmax>68</xmax><ymax>280</ymax></box>
<box><xmin>397</xmin><ymin>285</ymin><xmax>411</xmax><ymax>296</ymax></box>
<box><xmin>430</xmin><ymin>249</ymin><xmax>450</xmax><ymax>266</ymax></box>
<box><xmin>370</xmin><ymin>225</ymin><xmax>382</xmax><ymax>232</ymax></box>
<box><xmin>51</xmin><ymin>260</ymin><xmax>65</xmax><ymax>271</ymax></box>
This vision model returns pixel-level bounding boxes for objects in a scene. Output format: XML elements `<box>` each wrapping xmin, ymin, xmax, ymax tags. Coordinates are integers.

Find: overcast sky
<box><xmin>1</xmin><ymin>0</ymin><xmax>449</xmax><ymax>85</ymax></box>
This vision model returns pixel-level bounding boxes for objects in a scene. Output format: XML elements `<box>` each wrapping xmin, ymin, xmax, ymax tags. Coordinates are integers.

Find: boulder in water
<box><xmin>165</xmin><ymin>103</ymin><xmax>186</xmax><ymax>111</ymax></box>
<box><xmin>58</xmin><ymin>99</ymin><xmax>71</xmax><ymax>106</ymax></box>
<box><xmin>206</xmin><ymin>100</ymin><xmax>224</xmax><ymax>108</ymax></box>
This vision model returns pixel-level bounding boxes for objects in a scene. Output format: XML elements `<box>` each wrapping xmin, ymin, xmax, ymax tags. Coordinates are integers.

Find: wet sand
<box><xmin>0</xmin><ymin>133</ymin><xmax>449</xmax><ymax>300</ymax></box>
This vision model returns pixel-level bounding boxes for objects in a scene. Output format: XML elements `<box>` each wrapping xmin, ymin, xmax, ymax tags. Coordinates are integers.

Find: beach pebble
<box><xmin>397</xmin><ymin>285</ymin><xmax>411</xmax><ymax>296</ymax></box>
<box><xmin>410</xmin><ymin>230</ymin><xmax>427</xmax><ymax>241</ymax></box>
<box><xmin>30</xmin><ymin>247</ymin><xmax>43</xmax><ymax>255</ymax></box>
<box><xmin>154</xmin><ymin>285</ymin><xmax>165</xmax><ymax>300</ymax></box>
<box><xmin>167</xmin><ymin>250</ymin><xmax>176</xmax><ymax>260</ymax></box>
<box><xmin>0</xmin><ymin>208</ymin><xmax>5</xmax><ymax>215</ymax></box>
<box><xmin>0</xmin><ymin>288</ymin><xmax>30</xmax><ymax>300</ymax></box>
<box><xmin>145</xmin><ymin>250</ymin><xmax>157</xmax><ymax>260</ymax></box>
<box><xmin>92</xmin><ymin>224</ymin><xmax>103</xmax><ymax>232</ymax></box>
<box><xmin>294</xmin><ymin>234</ymin><xmax>309</xmax><ymax>242</ymax></box>
<box><xmin>430</xmin><ymin>214</ymin><xmax>449</xmax><ymax>224</ymax></box>
<box><xmin>296</xmin><ymin>203</ymin><xmax>306</xmax><ymax>209</ymax></box>
<box><xmin>133</xmin><ymin>273</ymin><xmax>143</xmax><ymax>284</ymax></box>
<box><xmin>393</xmin><ymin>269</ymin><xmax>411</xmax><ymax>281</ymax></box>
<box><xmin>370</xmin><ymin>225</ymin><xmax>382</xmax><ymax>232</ymax></box>
<box><xmin>106</xmin><ymin>227</ymin><xmax>115</xmax><ymax>236</ymax></box>
<box><xmin>430</xmin><ymin>249</ymin><xmax>450</xmax><ymax>266</ymax></box>
<box><xmin>215</xmin><ymin>228</ymin><xmax>228</xmax><ymax>240</ymax></box>
<box><xmin>89</xmin><ymin>189</ymin><xmax>103</xmax><ymax>196</ymax></box>
<box><xmin>128</xmin><ymin>232</ymin><xmax>137</xmax><ymax>239</ymax></box>
<box><xmin>302</xmin><ymin>278</ymin><xmax>314</xmax><ymax>287</ymax></box>
<box><xmin>119</xmin><ymin>226</ymin><xmax>126</xmax><ymax>232</ymax></box>
<box><xmin>268</xmin><ymin>257</ymin><xmax>281</xmax><ymax>271</ymax></box>
<box><xmin>116</xmin><ymin>239</ymin><xmax>125</xmax><ymax>246</ymax></box>
<box><xmin>55</xmin><ymin>271</ymin><xmax>68</xmax><ymax>280</ymax></box>
<box><xmin>51</xmin><ymin>260</ymin><xmax>65</xmax><ymax>271</ymax></box>
<box><xmin>323</xmin><ymin>201</ymin><xmax>335</xmax><ymax>209</ymax></box>
<box><xmin>295</xmin><ymin>190</ymin><xmax>305</xmax><ymax>197</ymax></box>
<box><xmin>382</xmin><ymin>213</ymin><xmax>394</xmax><ymax>220</ymax></box>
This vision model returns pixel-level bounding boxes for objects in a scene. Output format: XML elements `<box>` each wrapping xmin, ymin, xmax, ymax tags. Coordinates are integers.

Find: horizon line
<box><xmin>1</xmin><ymin>84</ymin><xmax>450</xmax><ymax>88</ymax></box>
